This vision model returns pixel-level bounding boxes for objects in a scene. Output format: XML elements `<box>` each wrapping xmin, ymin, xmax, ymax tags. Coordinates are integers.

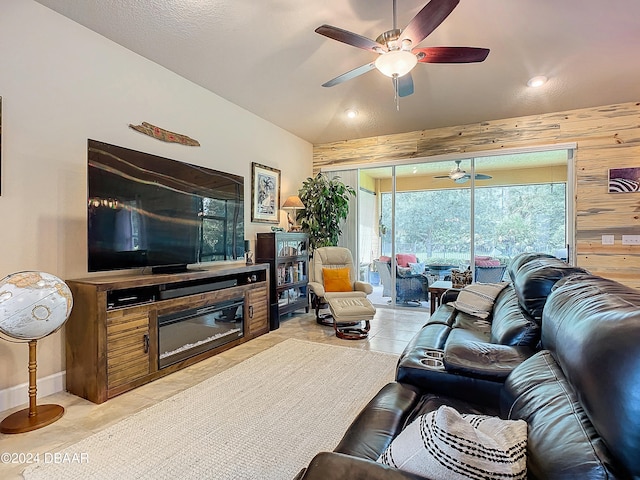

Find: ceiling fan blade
<box><xmin>399</xmin><ymin>0</ymin><xmax>459</xmax><ymax>46</ymax></box>
<box><xmin>475</xmin><ymin>173</ymin><xmax>492</xmax><ymax>180</ymax></box>
<box><xmin>414</xmin><ymin>46</ymin><xmax>490</xmax><ymax>63</ymax></box>
<box><xmin>321</xmin><ymin>62</ymin><xmax>376</xmax><ymax>88</ymax></box>
<box><xmin>315</xmin><ymin>25</ymin><xmax>384</xmax><ymax>53</ymax></box>
<box><xmin>397</xmin><ymin>73</ymin><xmax>414</xmax><ymax>97</ymax></box>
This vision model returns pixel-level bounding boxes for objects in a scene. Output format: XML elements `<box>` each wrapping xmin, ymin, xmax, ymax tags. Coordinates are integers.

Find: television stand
<box><xmin>65</xmin><ymin>263</ymin><xmax>270</xmax><ymax>404</ymax></box>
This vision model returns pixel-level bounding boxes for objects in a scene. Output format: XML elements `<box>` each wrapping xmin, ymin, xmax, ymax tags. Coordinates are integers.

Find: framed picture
<box><xmin>251</xmin><ymin>162</ymin><xmax>281</xmax><ymax>223</ymax></box>
<box><xmin>608</xmin><ymin>167</ymin><xmax>640</xmax><ymax>193</ymax></box>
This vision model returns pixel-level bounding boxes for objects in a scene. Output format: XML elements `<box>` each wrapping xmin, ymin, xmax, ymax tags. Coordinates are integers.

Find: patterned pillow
<box><xmin>451</xmin><ymin>268</ymin><xmax>472</xmax><ymax>288</ymax></box>
<box><xmin>378</xmin><ymin>406</ymin><xmax>527</xmax><ymax>480</ymax></box>
<box><xmin>449</xmin><ymin>282</ymin><xmax>508</xmax><ymax>319</ymax></box>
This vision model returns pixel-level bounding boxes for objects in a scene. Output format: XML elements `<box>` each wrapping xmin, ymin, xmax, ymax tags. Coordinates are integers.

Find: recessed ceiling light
<box><xmin>345</xmin><ymin>109</ymin><xmax>358</xmax><ymax>119</ymax></box>
<box><xmin>527</xmin><ymin>76</ymin><xmax>548</xmax><ymax>88</ymax></box>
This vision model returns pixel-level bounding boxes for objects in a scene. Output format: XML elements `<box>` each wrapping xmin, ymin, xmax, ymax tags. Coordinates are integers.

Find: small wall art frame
<box><xmin>251</xmin><ymin>162</ymin><xmax>281</xmax><ymax>223</ymax></box>
<box><xmin>608</xmin><ymin>167</ymin><xmax>640</xmax><ymax>193</ymax></box>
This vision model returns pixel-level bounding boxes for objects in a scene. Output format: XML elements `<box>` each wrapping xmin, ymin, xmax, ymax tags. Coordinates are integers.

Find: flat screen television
<box><xmin>87</xmin><ymin>139</ymin><xmax>244</xmax><ymax>273</ymax></box>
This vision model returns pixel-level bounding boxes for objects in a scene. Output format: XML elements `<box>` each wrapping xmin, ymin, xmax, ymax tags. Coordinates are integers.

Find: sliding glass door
<box><xmin>330</xmin><ymin>147</ymin><xmax>573</xmax><ymax>310</ymax></box>
<box><xmin>471</xmin><ymin>151</ymin><xmax>570</xmax><ymax>264</ymax></box>
<box><xmin>358</xmin><ymin>166</ymin><xmax>393</xmax><ymax>306</ymax></box>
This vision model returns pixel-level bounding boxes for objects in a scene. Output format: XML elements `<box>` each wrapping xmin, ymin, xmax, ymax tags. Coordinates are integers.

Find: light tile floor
<box><xmin>368</xmin><ymin>283</ymin><xmax>431</xmax><ymax>310</ymax></box>
<box><xmin>0</xmin><ymin>307</ymin><xmax>428</xmax><ymax>479</ymax></box>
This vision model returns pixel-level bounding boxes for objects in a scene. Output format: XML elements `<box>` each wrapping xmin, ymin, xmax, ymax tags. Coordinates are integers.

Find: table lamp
<box><xmin>244</xmin><ymin>240</ymin><xmax>253</xmax><ymax>265</ymax></box>
<box><xmin>282</xmin><ymin>196</ymin><xmax>305</xmax><ymax>231</ymax></box>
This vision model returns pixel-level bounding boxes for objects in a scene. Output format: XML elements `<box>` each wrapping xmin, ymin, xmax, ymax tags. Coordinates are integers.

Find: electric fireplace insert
<box><xmin>158</xmin><ymin>298</ymin><xmax>244</xmax><ymax>368</ymax></box>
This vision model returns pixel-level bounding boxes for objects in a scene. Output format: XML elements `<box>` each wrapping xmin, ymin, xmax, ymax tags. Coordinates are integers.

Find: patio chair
<box><xmin>475</xmin><ymin>264</ymin><xmax>507</xmax><ymax>283</ymax></box>
<box><xmin>374</xmin><ymin>258</ymin><xmax>427</xmax><ymax>305</ymax></box>
<box><xmin>374</xmin><ymin>260</ymin><xmax>392</xmax><ymax>297</ymax></box>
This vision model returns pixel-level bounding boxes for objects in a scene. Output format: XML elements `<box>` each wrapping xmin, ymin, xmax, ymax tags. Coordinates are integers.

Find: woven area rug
<box><xmin>23</xmin><ymin>339</ymin><xmax>397</xmax><ymax>480</ymax></box>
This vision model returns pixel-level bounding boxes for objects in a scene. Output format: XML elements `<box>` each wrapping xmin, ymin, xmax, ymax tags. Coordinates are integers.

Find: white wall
<box><xmin>0</xmin><ymin>0</ymin><xmax>312</xmax><ymax>407</ymax></box>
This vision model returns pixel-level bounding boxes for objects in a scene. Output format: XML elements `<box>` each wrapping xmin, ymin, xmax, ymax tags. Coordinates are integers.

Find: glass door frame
<box><xmin>322</xmin><ymin>142</ymin><xmax>577</xmax><ymax>309</ymax></box>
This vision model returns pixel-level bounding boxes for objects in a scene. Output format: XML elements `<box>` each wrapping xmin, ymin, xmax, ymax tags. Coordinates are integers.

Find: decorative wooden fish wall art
<box><xmin>129</xmin><ymin>122</ymin><xmax>200</xmax><ymax>146</ymax></box>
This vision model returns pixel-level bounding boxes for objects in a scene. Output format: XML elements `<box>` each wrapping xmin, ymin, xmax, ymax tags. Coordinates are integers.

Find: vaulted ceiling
<box><xmin>34</xmin><ymin>0</ymin><xmax>640</xmax><ymax>145</ymax></box>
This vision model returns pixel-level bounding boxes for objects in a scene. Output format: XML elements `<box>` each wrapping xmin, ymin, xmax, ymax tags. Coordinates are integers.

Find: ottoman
<box><xmin>326</xmin><ymin>296</ymin><xmax>376</xmax><ymax>340</ymax></box>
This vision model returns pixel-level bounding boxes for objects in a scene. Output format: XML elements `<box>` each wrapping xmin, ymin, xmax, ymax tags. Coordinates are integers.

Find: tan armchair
<box><xmin>308</xmin><ymin>247</ymin><xmax>375</xmax><ymax>339</ymax></box>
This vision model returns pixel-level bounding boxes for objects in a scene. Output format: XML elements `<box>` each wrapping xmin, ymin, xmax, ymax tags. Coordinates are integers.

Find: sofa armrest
<box><xmin>354</xmin><ymin>281</ymin><xmax>373</xmax><ymax>295</ymax></box>
<box><xmin>444</xmin><ymin>335</ymin><xmax>535</xmax><ymax>381</ymax></box>
<box><xmin>441</xmin><ymin>288</ymin><xmax>461</xmax><ymax>304</ymax></box>
<box><xmin>307</xmin><ymin>281</ymin><xmax>325</xmax><ymax>297</ymax></box>
<box><xmin>334</xmin><ymin>382</ymin><xmax>421</xmax><ymax>460</ymax></box>
<box><xmin>295</xmin><ymin>452</ymin><xmax>431</xmax><ymax>480</ymax></box>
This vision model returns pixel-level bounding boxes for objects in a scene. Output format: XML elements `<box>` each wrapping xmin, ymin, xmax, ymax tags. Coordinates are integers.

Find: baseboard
<box><xmin>0</xmin><ymin>371</ymin><xmax>66</xmax><ymax>413</ymax></box>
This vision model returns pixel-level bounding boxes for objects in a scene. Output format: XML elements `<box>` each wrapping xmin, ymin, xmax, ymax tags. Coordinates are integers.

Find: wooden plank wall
<box><xmin>313</xmin><ymin>101</ymin><xmax>640</xmax><ymax>288</ymax></box>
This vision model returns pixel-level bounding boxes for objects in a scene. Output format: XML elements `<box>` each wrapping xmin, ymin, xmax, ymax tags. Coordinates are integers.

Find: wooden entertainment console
<box><xmin>65</xmin><ymin>263</ymin><xmax>269</xmax><ymax>404</ymax></box>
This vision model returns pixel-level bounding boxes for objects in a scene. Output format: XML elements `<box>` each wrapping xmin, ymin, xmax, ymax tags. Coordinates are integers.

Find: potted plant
<box><xmin>297</xmin><ymin>173</ymin><xmax>356</xmax><ymax>251</ymax></box>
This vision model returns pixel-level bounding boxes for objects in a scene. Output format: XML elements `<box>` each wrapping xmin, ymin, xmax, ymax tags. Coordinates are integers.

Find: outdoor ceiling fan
<box><xmin>315</xmin><ymin>0</ymin><xmax>489</xmax><ymax>106</ymax></box>
<box><xmin>434</xmin><ymin>160</ymin><xmax>492</xmax><ymax>184</ymax></box>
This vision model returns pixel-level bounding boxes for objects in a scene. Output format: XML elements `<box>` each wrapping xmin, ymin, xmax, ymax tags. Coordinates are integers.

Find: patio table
<box><xmin>428</xmin><ymin>280</ymin><xmax>453</xmax><ymax>314</ymax></box>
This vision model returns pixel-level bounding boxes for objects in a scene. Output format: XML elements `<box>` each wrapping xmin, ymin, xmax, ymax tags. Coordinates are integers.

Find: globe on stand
<box><xmin>0</xmin><ymin>271</ymin><xmax>73</xmax><ymax>434</ymax></box>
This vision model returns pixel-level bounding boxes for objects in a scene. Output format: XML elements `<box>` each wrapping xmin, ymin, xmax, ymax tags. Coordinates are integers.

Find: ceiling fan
<box><xmin>434</xmin><ymin>160</ymin><xmax>493</xmax><ymax>183</ymax></box>
<box><xmin>315</xmin><ymin>0</ymin><xmax>489</xmax><ymax>104</ymax></box>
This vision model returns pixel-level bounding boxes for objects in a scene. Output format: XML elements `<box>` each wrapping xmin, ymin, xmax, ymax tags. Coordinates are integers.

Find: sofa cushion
<box><xmin>444</xmin><ymin>330</ymin><xmax>535</xmax><ymax>381</ymax></box>
<box><xmin>449</xmin><ymin>282</ymin><xmax>508</xmax><ymax>319</ymax></box>
<box><xmin>377</xmin><ymin>406</ymin><xmax>527</xmax><ymax>480</ymax></box>
<box><xmin>501</xmin><ymin>351</ymin><xmax>621</xmax><ymax>479</ymax></box>
<box><xmin>511</xmin><ymin>256</ymin><xmax>586</xmax><ymax>322</ymax></box>
<box><xmin>396</xmin><ymin>253</ymin><xmax>417</xmax><ymax>267</ymax></box>
<box><xmin>506</xmin><ymin>252</ymin><xmax>555</xmax><ymax>281</ymax></box>
<box><xmin>406</xmin><ymin>392</ymin><xmax>501</xmax><ymax>423</ymax></box>
<box><xmin>489</xmin><ymin>285</ymin><xmax>540</xmax><ymax>346</ymax></box>
<box><xmin>541</xmin><ymin>273</ymin><xmax>640</xmax><ymax>478</ymax></box>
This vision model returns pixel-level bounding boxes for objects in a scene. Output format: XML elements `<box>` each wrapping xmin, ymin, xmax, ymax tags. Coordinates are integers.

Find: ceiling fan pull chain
<box><xmin>393</xmin><ymin>75</ymin><xmax>400</xmax><ymax>111</ymax></box>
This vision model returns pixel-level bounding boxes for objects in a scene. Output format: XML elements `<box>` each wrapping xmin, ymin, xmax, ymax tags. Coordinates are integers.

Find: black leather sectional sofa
<box><xmin>295</xmin><ymin>253</ymin><xmax>640</xmax><ymax>479</ymax></box>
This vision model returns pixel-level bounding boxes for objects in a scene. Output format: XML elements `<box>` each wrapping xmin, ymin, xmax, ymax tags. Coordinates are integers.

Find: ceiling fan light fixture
<box><xmin>375</xmin><ymin>50</ymin><xmax>417</xmax><ymax>78</ymax></box>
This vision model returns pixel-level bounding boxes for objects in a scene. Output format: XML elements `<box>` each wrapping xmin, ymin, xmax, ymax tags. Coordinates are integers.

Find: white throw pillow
<box><xmin>408</xmin><ymin>262</ymin><xmax>425</xmax><ymax>275</ymax></box>
<box><xmin>378</xmin><ymin>405</ymin><xmax>527</xmax><ymax>480</ymax></box>
<box><xmin>449</xmin><ymin>282</ymin><xmax>508</xmax><ymax>319</ymax></box>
